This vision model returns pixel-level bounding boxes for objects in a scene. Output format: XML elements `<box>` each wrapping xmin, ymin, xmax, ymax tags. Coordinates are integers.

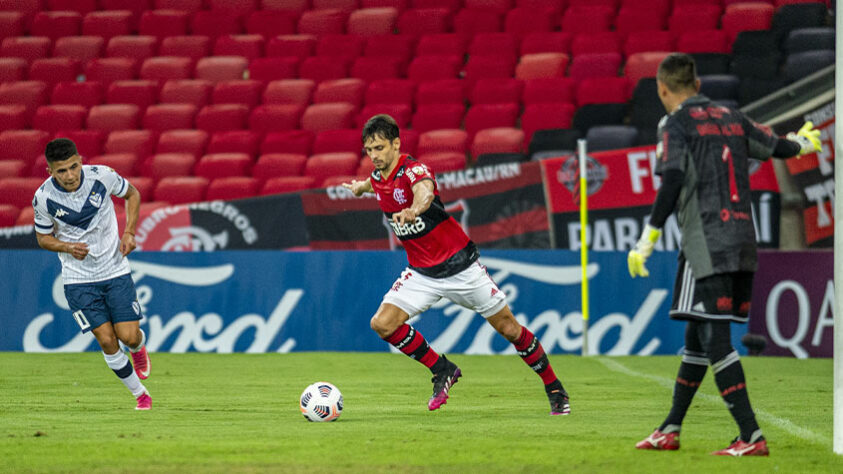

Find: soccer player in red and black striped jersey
<box><xmin>629</xmin><ymin>54</ymin><xmax>821</xmax><ymax>456</ymax></box>
<box><xmin>344</xmin><ymin>114</ymin><xmax>570</xmax><ymax>415</ymax></box>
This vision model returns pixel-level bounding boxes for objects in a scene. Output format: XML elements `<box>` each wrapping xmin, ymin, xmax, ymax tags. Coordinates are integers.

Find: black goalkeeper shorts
<box><xmin>669</xmin><ymin>254</ymin><xmax>754</xmax><ymax>324</ymax></box>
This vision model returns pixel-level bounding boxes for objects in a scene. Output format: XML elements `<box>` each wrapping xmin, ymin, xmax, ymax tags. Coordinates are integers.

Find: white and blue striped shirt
<box><xmin>33</xmin><ymin>165</ymin><xmax>131</xmax><ymax>284</ymax></box>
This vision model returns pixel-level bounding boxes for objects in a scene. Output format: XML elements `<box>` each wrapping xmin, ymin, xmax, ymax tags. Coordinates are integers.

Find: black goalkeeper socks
<box><xmin>659</xmin><ymin>351</ymin><xmax>707</xmax><ymax>430</ymax></box>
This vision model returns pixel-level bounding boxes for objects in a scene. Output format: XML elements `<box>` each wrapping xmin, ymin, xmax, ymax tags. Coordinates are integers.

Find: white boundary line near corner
<box><xmin>595</xmin><ymin>356</ymin><xmax>831</xmax><ymax>447</ymax></box>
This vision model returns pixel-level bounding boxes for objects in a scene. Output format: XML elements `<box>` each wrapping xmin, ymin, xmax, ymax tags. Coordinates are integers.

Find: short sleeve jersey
<box><xmin>33</xmin><ymin>165</ymin><xmax>131</xmax><ymax>284</ymax></box>
<box><xmin>370</xmin><ymin>155</ymin><xmax>476</xmax><ymax>278</ymax></box>
<box><xmin>655</xmin><ymin>95</ymin><xmax>779</xmax><ymax>278</ymax></box>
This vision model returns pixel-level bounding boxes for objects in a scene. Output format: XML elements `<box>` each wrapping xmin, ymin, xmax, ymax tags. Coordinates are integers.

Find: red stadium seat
<box><xmin>415</xmin><ymin>79</ymin><xmax>465</xmax><ymax>105</ymax></box>
<box><xmin>520</xmin><ymin>32</ymin><xmax>572</xmax><ymax>55</ymax></box>
<box><xmin>82</xmin><ymin>11</ymin><xmax>133</xmax><ymax>40</ymax></box>
<box><xmin>0</xmin><ymin>130</ymin><xmax>51</xmax><ymax>166</ymax></box>
<box><xmin>195</xmin><ymin>57</ymin><xmax>249</xmax><ymax>84</ymax></box>
<box><xmin>397</xmin><ymin>128</ymin><xmax>419</xmax><ymax>157</ymax></box>
<box><xmin>0</xmin><ymin>105</ymin><xmax>29</xmax><ymax>131</ymax></box>
<box><xmin>87</xmin><ymin>153</ymin><xmax>138</xmax><ymax>177</ymax></box>
<box><xmin>305</xmin><ymin>152</ymin><xmax>359</xmax><ymax>185</ymax></box>
<box><xmin>104</xmin><ymin>130</ymin><xmax>157</xmax><ymax>159</ymax></box>
<box><xmin>723</xmin><ymin>3</ymin><xmax>775</xmax><ymax>41</ymax></box>
<box><xmin>350</xmin><ymin>56</ymin><xmax>402</xmax><ymax>83</ymax></box>
<box><xmin>413</xmin><ymin>0</ymin><xmax>461</xmax><ymax>11</ymax></box>
<box><xmin>155</xmin><ymin>0</ymin><xmax>204</xmax><ymax>13</ymax></box>
<box><xmin>361</xmin><ymin>0</ymin><xmax>408</xmax><ymax>11</ymax></box>
<box><xmin>214</xmin><ymin>35</ymin><xmax>264</xmax><ymax>61</ymax></box>
<box><xmin>206</xmin><ymin>130</ymin><xmax>260</xmax><ymax>157</ymax></box>
<box><xmin>0</xmin><ymin>58</ymin><xmax>26</xmax><ymax>82</ymax></box>
<box><xmin>624</xmin><ymin>31</ymin><xmax>673</xmax><ymax>56</ymax></box>
<box><xmin>625</xmin><ymin>52</ymin><xmax>670</xmax><ymax>87</ymax></box>
<box><xmin>469</xmin><ymin>32</ymin><xmax>519</xmax><ymax>58</ymax></box>
<box><xmin>209</xmin><ymin>0</ymin><xmax>258</xmax><ymax>14</ymax></box>
<box><xmin>357</xmin><ymin>103</ymin><xmax>412</xmax><ymax>128</ymax></box>
<box><xmin>191</xmin><ymin>11</ymin><xmax>243</xmax><ymax>39</ymax></box>
<box><xmin>416</xmin><ymin>33</ymin><xmax>466</xmax><ymax>57</ymax></box>
<box><xmin>417</xmin><ymin>129</ymin><xmax>467</xmax><ymax>155</ymax></box>
<box><xmin>53</xmin><ymin>36</ymin><xmax>104</xmax><ymax>62</ymax></box>
<box><xmin>298</xmin><ymin>9</ymin><xmax>349</xmax><ymax>35</ymax></box>
<box><xmin>143</xmin><ymin>153</ymin><xmax>197</xmax><ymax>179</ymax></box>
<box><xmin>397</xmin><ymin>8</ymin><xmax>450</xmax><ymax>36</ymax></box>
<box><xmin>143</xmin><ymin>104</ymin><xmax>198</xmax><ymax>132</ymax></box>
<box><xmin>357</xmin><ymin>156</ymin><xmax>374</xmax><ymax>177</ymax></box>
<box><xmin>140</xmin><ymin>56</ymin><xmax>194</xmax><ymax>82</ymax></box>
<box><xmin>522</xmin><ymin>78</ymin><xmax>577</xmax><ymax>105</ymax></box>
<box><xmin>51</xmin><ymin>82</ymin><xmax>104</xmax><ymax>108</ymax></box>
<box><xmin>84</xmin><ymin>58</ymin><xmax>138</xmax><ymax>86</ymax></box>
<box><xmin>266</xmin><ymin>35</ymin><xmax>317</xmax><ymax>58</ymax></box>
<box><xmin>669</xmin><ymin>4</ymin><xmax>721</xmax><ymax>32</ymax></box>
<box><xmin>157</xmin><ymin>129</ymin><xmax>209</xmax><ymax>157</ymax></box>
<box><xmin>261</xmin><ymin>130</ymin><xmax>314</xmax><ymax>155</ymax></box>
<box><xmin>515</xmin><ymin>53</ymin><xmax>570</xmax><ymax>80</ymax></box>
<box><xmin>464</xmin><ymin>0</ymin><xmax>512</xmax><ymax>12</ymax></box>
<box><xmin>365</xmin><ymin>79</ymin><xmax>416</xmax><ymax>106</ymax></box>
<box><xmin>206</xmin><ymin>176</ymin><xmax>260</xmax><ymax>201</ymax></box>
<box><xmin>464</xmin><ymin>55</ymin><xmax>516</xmax><ymax>86</ymax></box>
<box><xmin>568</xmin><ymin>53</ymin><xmax>622</xmax><ymax>80</ymax></box>
<box><xmin>100</xmin><ymin>0</ymin><xmax>152</xmax><ymax>27</ymax></box>
<box><xmin>471</xmin><ymin>127</ymin><xmax>525</xmax><ymax>156</ymax></box>
<box><xmin>154</xmin><ymin>176</ymin><xmax>208</xmax><ymax>204</ymax></box>
<box><xmin>260</xmin><ymin>176</ymin><xmax>316</xmax><ymax>195</ymax></box>
<box><xmin>33</xmin><ymin>105</ymin><xmax>87</xmax><ymax>134</ymax></box>
<box><xmin>31</xmin><ymin>11</ymin><xmax>82</xmax><ymax>40</ymax></box>
<box><xmin>299</xmin><ymin>56</ymin><xmax>351</xmax><ymax>83</ymax></box>
<box><xmin>561</xmin><ymin>6</ymin><xmax>614</xmax><ymax>34</ymax></box>
<box><xmin>407</xmin><ymin>55</ymin><xmax>462</xmax><ymax>82</ymax></box>
<box><xmin>677</xmin><ymin>30</ymin><xmax>730</xmax><ymax>54</ymax></box>
<box><xmin>139</xmin><ymin>10</ymin><xmax>190</xmax><ymax>39</ymax></box>
<box><xmin>411</xmin><ymin>103</ymin><xmax>465</xmax><ymax>132</ymax></box>
<box><xmin>316</xmin><ymin>34</ymin><xmax>366</xmax><ymax>60</ymax></box>
<box><xmin>159</xmin><ymin>35</ymin><xmax>210</xmax><ymax>60</ymax></box>
<box><xmin>453</xmin><ymin>8</ymin><xmax>502</xmax><ymax>35</ymax></box>
<box><xmin>504</xmin><ymin>7</ymin><xmax>558</xmax><ymax>38</ymax></box>
<box><xmin>194</xmin><ymin>153</ymin><xmax>252</xmax><ymax>179</ymax></box>
<box><xmin>321</xmin><ymin>175</ymin><xmax>360</xmax><ymax>188</ymax></box>
<box><xmin>313</xmin><ymin>79</ymin><xmax>366</xmax><ymax>108</ymax></box>
<box><xmin>313</xmin><ymin>129</ymin><xmax>361</xmax><ymax>154</ymax></box>
<box><xmin>246</xmin><ymin>11</ymin><xmax>298</xmax><ymax>39</ymax></box>
<box><xmin>313</xmin><ymin>0</ymin><xmax>360</xmax><ymax>10</ymax></box>
<box><xmin>159</xmin><ymin>79</ymin><xmax>213</xmax><ymax>107</ymax></box>
<box><xmin>464</xmin><ymin>103</ymin><xmax>519</xmax><ymax>138</ymax></box>
<box><xmin>107</xmin><ymin>80</ymin><xmax>158</xmax><ymax>109</ymax></box>
<box><xmin>615</xmin><ymin>8</ymin><xmax>666</xmax><ymax>37</ymax></box>
<box><xmin>571</xmin><ymin>32</ymin><xmax>621</xmax><ymax>56</ymax></box>
<box><xmin>0</xmin><ymin>81</ymin><xmax>49</xmax><ymax>118</ymax></box>
<box><xmin>363</xmin><ymin>34</ymin><xmax>416</xmax><ymax>66</ymax></box>
<box><xmin>576</xmin><ymin>77</ymin><xmax>630</xmax><ymax>106</ymax></box>
<box><xmin>15</xmin><ymin>205</ymin><xmax>35</xmax><ymax>225</ymax></box>
<box><xmin>520</xmin><ymin>103</ymin><xmax>576</xmax><ymax>143</ymax></box>
<box><xmin>253</xmin><ymin>153</ymin><xmax>308</xmax><ymax>179</ymax></box>
<box><xmin>212</xmin><ymin>80</ymin><xmax>264</xmax><ymax>108</ymax></box>
<box><xmin>249</xmin><ymin>105</ymin><xmax>305</xmax><ymax>133</ymax></box>
<box><xmin>469</xmin><ymin>78</ymin><xmax>523</xmax><ymax>105</ymax></box>
<box><xmin>28</xmin><ymin>58</ymin><xmax>81</xmax><ymax>87</ymax></box>
<box><xmin>0</xmin><ymin>203</ymin><xmax>20</xmax><ymax>227</ymax></box>
<box><xmin>263</xmin><ymin>79</ymin><xmax>316</xmax><ymax>105</ymax></box>
<box><xmin>0</xmin><ymin>12</ymin><xmax>26</xmax><ymax>40</ymax></box>
<box><xmin>196</xmin><ymin>104</ymin><xmax>250</xmax><ymax>133</ymax></box>
<box><xmin>87</xmin><ymin>104</ymin><xmax>141</xmax><ymax>132</ymax></box>
<box><xmin>417</xmin><ymin>151</ymin><xmax>465</xmax><ymax>173</ymax></box>
<box><xmin>249</xmin><ymin>57</ymin><xmax>299</xmax><ymax>82</ymax></box>
<box><xmin>301</xmin><ymin>103</ymin><xmax>358</xmax><ymax>132</ymax></box>
<box><xmin>0</xmin><ymin>177</ymin><xmax>45</xmax><ymax>209</ymax></box>
<box><xmin>347</xmin><ymin>7</ymin><xmax>399</xmax><ymax>36</ymax></box>
<box><xmin>1</xmin><ymin>36</ymin><xmax>52</xmax><ymax>62</ymax></box>
<box><xmin>0</xmin><ymin>160</ymin><xmax>28</xmax><ymax>179</ymax></box>
<box><xmin>53</xmin><ymin>130</ymin><xmax>105</xmax><ymax>158</ymax></box>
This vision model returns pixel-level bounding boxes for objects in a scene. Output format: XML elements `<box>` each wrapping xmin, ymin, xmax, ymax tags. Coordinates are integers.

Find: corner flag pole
<box><xmin>577</xmin><ymin>139</ymin><xmax>590</xmax><ymax>357</ymax></box>
<box><xmin>833</xmin><ymin>5</ymin><xmax>842</xmax><ymax>455</ymax></box>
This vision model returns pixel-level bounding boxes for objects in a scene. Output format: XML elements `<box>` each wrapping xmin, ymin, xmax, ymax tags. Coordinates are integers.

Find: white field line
<box><xmin>595</xmin><ymin>356</ymin><xmax>831</xmax><ymax>446</ymax></box>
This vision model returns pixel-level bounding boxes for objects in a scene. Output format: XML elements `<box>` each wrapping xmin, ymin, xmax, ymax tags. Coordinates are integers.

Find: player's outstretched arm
<box><xmin>120</xmin><ymin>183</ymin><xmax>141</xmax><ymax>256</ymax></box>
<box><xmin>35</xmin><ymin>232</ymin><xmax>89</xmax><ymax>260</ymax></box>
<box><xmin>341</xmin><ymin>178</ymin><xmax>373</xmax><ymax>196</ymax></box>
<box><xmin>393</xmin><ymin>180</ymin><xmax>434</xmax><ymax>226</ymax></box>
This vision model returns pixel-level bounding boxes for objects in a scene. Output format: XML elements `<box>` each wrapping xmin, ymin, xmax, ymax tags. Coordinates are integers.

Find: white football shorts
<box><xmin>382</xmin><ymin>261</ymin><xmax>508</xmax><ymax>318</ymax></box>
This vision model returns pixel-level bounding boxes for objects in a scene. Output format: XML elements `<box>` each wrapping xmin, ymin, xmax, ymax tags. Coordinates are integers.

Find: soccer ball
<box><xmin>300</xmin><ymin>382</ymin><xmax>343</xmax><ymax>422</ymax></box>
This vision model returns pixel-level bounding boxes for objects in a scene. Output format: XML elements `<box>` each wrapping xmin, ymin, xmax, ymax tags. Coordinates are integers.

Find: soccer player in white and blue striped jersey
<box><xmin>33</xmin><ymin>138</ymin><xmax>152</xmax><ymax>410</ymax></box>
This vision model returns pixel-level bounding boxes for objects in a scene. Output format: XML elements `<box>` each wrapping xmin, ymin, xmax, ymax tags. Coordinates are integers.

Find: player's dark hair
<box><xmin>45</xmin><ymin>138</ymin><xmax>79</xmax><ymax>163</ymax></box>
<box><xmin>657</xmin><ymin>53</ymin><xmax>698</xmax><ymax>93</ymax></box>
<box><xmin>362</xmin><ymin>114</ymin><xmax>400</xmax><ymax>144</ymax></box>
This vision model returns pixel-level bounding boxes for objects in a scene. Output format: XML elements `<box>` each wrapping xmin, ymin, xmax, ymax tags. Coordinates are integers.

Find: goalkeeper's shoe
<box><xmin>548</xmin><ymin>389</ymin><xmax>570</xmax><ymax>416</ymax></box>
<box><xmin>135</xmin><ymin>391</ymin><xmax>152</xmax><ymax>411</ymax></box>
<box><xmin>428</xmin><ymin>355</ymin><xmax>461</xmax><ymax>411</ymax></box>
<box><xmin>712</xmin><ymin>437</ymin><xmax>769</xmax><ymax>457</ymax></box>
<box><xmin>130</xmin><ymin>346</ymin><xmax>150</xmax><ymax>380</ymax></box>
<box><xmin>635</xmin><ymin>429</ymin><xmax>680</xmax><ymax>451</ymax></box>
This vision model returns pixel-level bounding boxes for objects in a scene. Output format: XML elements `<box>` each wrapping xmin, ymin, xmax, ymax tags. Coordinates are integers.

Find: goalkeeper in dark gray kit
<box><xmin>628</xmin><ymin>53</ymin><xmax>821</xmax><ymax>456</ymax></box>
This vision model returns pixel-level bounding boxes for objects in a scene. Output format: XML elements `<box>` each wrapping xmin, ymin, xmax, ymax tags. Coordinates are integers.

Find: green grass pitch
<box><xmin>1</xmin><ymin>353</ymin><xmax>840</xmax><ymax>473</ymax></box>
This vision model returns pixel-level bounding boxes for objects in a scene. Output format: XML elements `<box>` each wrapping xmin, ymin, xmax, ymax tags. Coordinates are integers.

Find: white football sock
<box><xmin>103</xmin><ymin>350</ymin><xmax>146</xmax><ymax>398</ymax></box>
<box><xmin>128</xmin><ymin>328</ymin><xmax>146</xmax><ymax>353</ymax></box>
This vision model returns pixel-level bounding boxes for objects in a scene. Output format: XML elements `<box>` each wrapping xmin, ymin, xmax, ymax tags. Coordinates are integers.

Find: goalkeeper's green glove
<box><xmin>628</xmin><ymin>224</ymin><xmax>661</xmax><ymax>278</ymax></box>
<box><xmin>787</xmin><ymin>121</ymin><xmax>822</xmax><ymax>156</ymax></box>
